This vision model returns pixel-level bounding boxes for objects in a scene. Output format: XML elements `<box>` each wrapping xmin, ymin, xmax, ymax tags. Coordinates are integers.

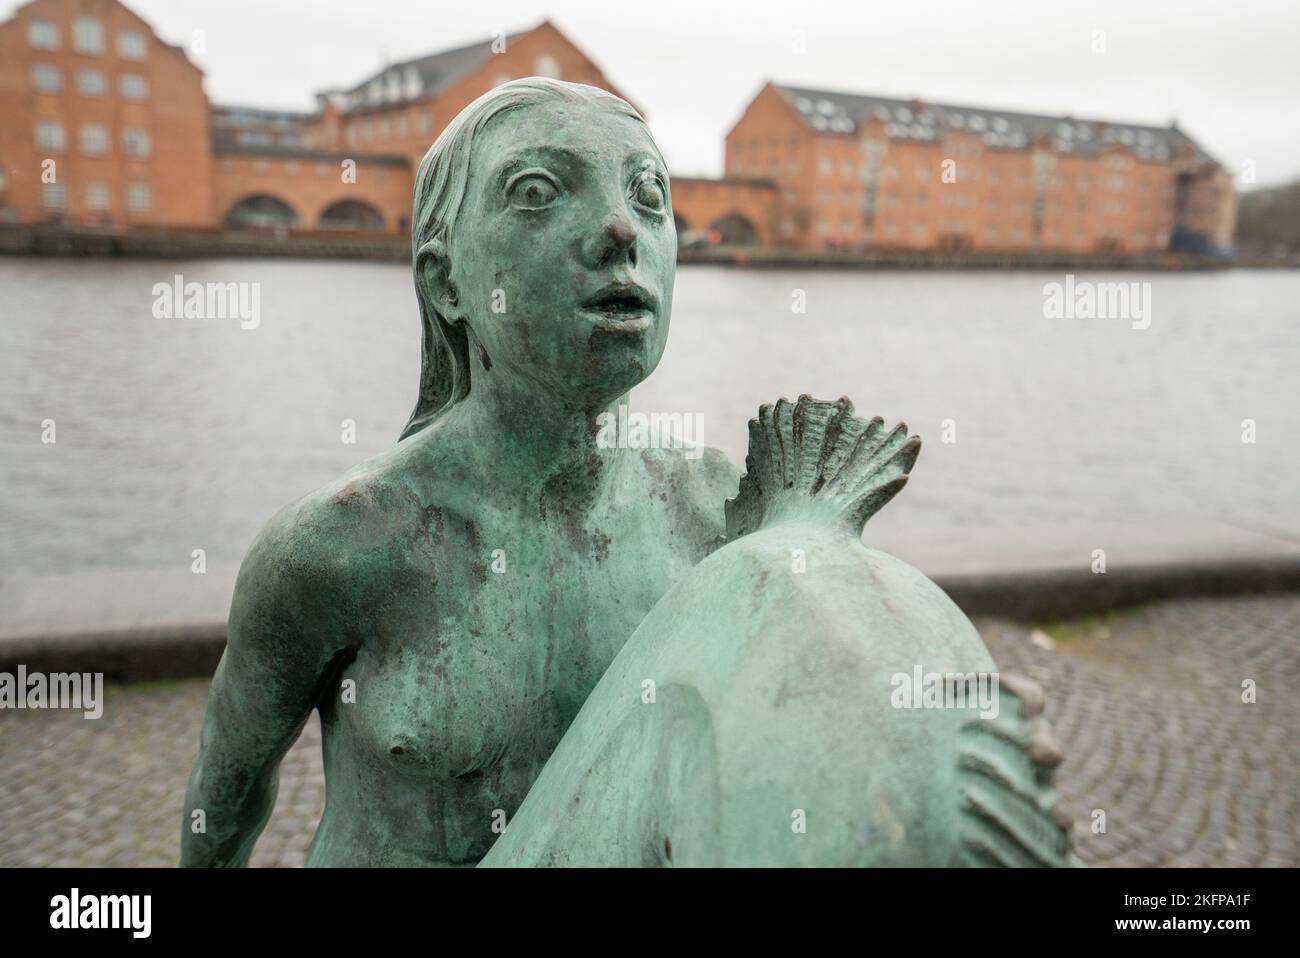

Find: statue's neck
<box><xmin>447</xmin><ymin>381</ymin><xmax>627</xmax><ymax>507</ymax></box>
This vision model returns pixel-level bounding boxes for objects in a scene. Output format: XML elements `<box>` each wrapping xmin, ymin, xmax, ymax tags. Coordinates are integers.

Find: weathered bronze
<box><xmin>182</xmin><ymin>78</ymin><xmax>1073</xmax><ymax>867</ymax></box>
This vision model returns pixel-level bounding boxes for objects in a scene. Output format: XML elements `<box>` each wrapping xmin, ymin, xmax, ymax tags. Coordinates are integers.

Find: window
<box><xmin>534</xmin><ymin>53</ymin><xmax>560</xmax><ymax>78</ymax></box>
<box><xmin>417</xmin><ymin>110</ymin><xmax>431</xmax><ymax>134</ymax></box>
<box><xmin>126</xmin><ymin>182</ymin><xmax>152</xmax><ymax>212</ymax></box>
<box><xmin>80</xmin><ymin>124</ymin><xmax>109</xmax><ymax>155</ymax></box>
<box><xmin>74</xmin><ymin>17</ymin><xmax>105</xmax><ymax>55</ymax></box>
<box><xmin>85</xmin><ymin>182</ymin><xmax>110</xmax><ymax>210</ymax></box>
<box><xmin>28</xmin><ymin>18</ymin><xmax>59</xmax><ymax>49</ymax></box>
<box><xmin>35</xmin><ymin>120</ymin><xmax>66</xmax><ymax>152</ymax></box>
<box><xmin>41</xmin><ymin>182</ymin><xmax>67</xmax><ymax>209</ymax></box>
<box><xmin>31</xmin><ymin>64</ymin><xmax>61</xmax><ymax>93</ymax></box>
<box><xmin>77</xmin><ymin>69</ymin><xmax>106</xmax><ymax>96</ymax></box>
<box><xmin>119</xmin><ymin>74</ymin><xmax>148</xmax><ymax>100</ymax></box>
<box><xmin>122</xmin><ymin>128</ymin><xmax>151</xmax><ymax>158</ymax></box>
<box><xmin>117</xmin><ymin>31</ymin><xmax>147</xmax><ymax>60</ymax></box>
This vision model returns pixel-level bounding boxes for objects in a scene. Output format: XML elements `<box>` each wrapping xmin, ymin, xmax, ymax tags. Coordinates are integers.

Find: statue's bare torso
<box><xmin>242</xmin><ymin>428</ymin><xmax>735</xmax><ymax>866</ymax></box>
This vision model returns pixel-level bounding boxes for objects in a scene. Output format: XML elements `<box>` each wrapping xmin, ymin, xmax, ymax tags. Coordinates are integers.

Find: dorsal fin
<box><xmin>724</xmin><ymin>395</ymin><xmax>921</xmax><ymax>540</ymax></box>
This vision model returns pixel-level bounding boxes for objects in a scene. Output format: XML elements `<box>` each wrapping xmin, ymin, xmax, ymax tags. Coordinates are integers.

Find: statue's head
<box><xmin>403</xmin><ymin>77</ymin><xmax>676</xmax><ymax>440</ymax></box>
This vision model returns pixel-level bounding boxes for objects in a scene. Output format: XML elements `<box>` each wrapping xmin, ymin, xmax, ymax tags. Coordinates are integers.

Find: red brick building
<box><xmin>670</xmin><ymin>176</ymin><xmax>779</xmax><ymax>247</ymax></box>
<box><xmin>0</xmin><ymin>0</ymin><xmax>213</xmax><ymax>228</ymax></box>
<box><xmin>724</xmin><ymin>82</ymin><xmax>1235</xmax><ymax>254</ymax></box>
<box><xmin>0</xmin><ymin>1</ymin><xmax>1236</xmax><ymax>256</ymax></box>
<box><xmin>0</xmin><ymin>2</ymin><xmax>636</xmax><ymax>234</ymax></box>
<box><xmin>299</xmin><ymin>21</ymin><xmax>632</xmax><ymax>173</ymax></box>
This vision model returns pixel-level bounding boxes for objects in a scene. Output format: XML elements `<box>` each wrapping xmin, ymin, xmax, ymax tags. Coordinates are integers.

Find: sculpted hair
<box><xmin>401</xmin><ymin>77</ymin><xmax>645</xmax><ymax>441</ymax></box>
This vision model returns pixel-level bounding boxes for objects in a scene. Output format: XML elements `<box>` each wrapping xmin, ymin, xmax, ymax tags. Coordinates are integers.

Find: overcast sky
<box><xmin>10</xmin><ymin>0</ymin><xmax>1298</xmax><ymax>187</ymax></box>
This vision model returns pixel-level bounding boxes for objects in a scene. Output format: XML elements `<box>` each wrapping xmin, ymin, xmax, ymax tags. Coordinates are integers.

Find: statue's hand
<box><xmin>724</xmin><ymin>395</ymin><xmax>920</xmax><ymax>540</ymax></box>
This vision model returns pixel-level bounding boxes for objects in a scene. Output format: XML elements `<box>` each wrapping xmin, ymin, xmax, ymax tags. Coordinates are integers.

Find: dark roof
<box><xmin>772</xmin><ymin>84</ymin><xmax>1217</xmax><ymax>165</ymax></box>
<box><xmin>323</xmin><ymin>29</ymin><xmax>529</xmax><ymax>114</ymax></box>
<box><xmin>213</xmin><ymin>105</ymin><xmax>316</xmax><ymax>124</ymax></box>
<box><xmin>672</xmin><ymin>175</ymin><xmax>778</xmax><ymax>190</ymax></box>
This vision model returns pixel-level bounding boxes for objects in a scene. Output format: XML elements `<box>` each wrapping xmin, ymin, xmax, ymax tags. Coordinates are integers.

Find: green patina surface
<box><xmin>182</xmin><ymin>78</ymin><xmax>1074</xmax><ymax>867</ymax></box>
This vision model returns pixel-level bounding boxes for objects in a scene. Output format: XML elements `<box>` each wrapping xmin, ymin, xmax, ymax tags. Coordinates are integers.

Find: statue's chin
<box><xmin>577</xmin><ymin>345</ymin><xmax>665</xmax><ymax>402</ymax></box>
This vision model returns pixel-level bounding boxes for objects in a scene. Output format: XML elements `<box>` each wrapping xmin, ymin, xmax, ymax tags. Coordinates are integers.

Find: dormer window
<box><xmin>403</xmin><ymin>67</ymin><xmax>422</xmax><ymax>99</ymax></box>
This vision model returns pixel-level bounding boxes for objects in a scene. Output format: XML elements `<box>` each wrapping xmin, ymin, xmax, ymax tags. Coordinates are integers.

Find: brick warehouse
<box><xmin>0</xmin><ymin>0</ymin><xmax>1235</xmax><ymax>255</ymax></box>
<box><xmin>725</xmin><ymin>82</ymin><xmax>1235</xmax><ymax>254</ymax></box>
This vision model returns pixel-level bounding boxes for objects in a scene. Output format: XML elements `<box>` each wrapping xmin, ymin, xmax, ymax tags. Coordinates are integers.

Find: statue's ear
<box><xmin>416</xmin><ymin>236</ymin><xmax>459</xmax><ymax>318</ymax></box>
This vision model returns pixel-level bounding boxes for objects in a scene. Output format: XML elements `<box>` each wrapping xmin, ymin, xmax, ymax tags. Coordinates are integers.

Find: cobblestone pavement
<box><xmin>1</xmin><ymin>594</ymin><xmax>1297</xmax><ymax>867</ymax></box>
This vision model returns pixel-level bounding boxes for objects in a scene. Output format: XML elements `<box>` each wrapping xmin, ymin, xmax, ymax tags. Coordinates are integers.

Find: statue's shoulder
<box><xmin>637</xmin><ymin>444</ymin><xmax>739</xmax><ymax>499</ymax></box>
<box><xmin>633</xmin><ymin>444</ymin><xmax>738</xmax><ymax>550</ymax></box>
<box><xmin>238</xmin><ymin>444</ymin><xmax>431</xmax><ymax>614</ymax></box>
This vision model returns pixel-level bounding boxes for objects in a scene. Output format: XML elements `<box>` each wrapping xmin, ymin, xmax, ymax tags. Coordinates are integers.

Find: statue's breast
<box><xmin>335</xmin><ymin>612</ymin><xmax>568</xmax><ymax>786</ymax></box>
<box><xmin>320</xmin><ymin>490</ymin><xmax>695</xmax><ymax>791</ymax></box>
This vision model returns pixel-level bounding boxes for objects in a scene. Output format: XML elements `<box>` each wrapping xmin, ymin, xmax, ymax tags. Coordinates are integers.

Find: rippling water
<box><xmin>1</xmin><ymin>258</ymin><xmax>1297</xmax><ymax>593</ymax></box>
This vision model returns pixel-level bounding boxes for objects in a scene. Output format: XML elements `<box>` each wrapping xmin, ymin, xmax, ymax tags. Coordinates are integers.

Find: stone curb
<box><xmin>3</xmin><ymin>557</ymin><xmax>1298</xmax><ymax>682</ymax></box>
<box><xmin>936</xmin><ymin>555</ymin><xmax>1300</xmax><ymax>620</ymax></box>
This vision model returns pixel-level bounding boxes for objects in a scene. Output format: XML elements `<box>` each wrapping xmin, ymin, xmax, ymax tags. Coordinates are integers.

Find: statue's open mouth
<box><xmin>581</xmin><ymin>284</ymin><xmax>657</xmax><ymax>323</ymax></box>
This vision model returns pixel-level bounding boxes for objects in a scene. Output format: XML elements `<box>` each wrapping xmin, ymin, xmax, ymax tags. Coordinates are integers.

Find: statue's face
<box><xmin>448</xmin><ymin>98</ymin><xmax>676</xmax><ymax>408</ymax></box>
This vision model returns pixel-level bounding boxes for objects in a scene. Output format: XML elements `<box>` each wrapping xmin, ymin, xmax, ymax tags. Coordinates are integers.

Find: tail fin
<box><xmin>956</xmin><ymin>673</ymin><xmax>1078</xmax><ymax>867</ymax></box>
<box><xmin>724</xmin><ymin>395</ymin><xmax>921</xmax><ymax>540</ymax></box>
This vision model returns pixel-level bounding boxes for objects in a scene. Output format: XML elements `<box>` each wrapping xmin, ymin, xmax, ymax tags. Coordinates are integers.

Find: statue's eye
<box><xmin>508</xmin><ymin>172</ymin><xmax>561</xmax><ymax>210</ymax></box>
<box><xmin>631</xmin><ymin>171</ymin><xmax>666</xmax><ymax>212</ymax></box>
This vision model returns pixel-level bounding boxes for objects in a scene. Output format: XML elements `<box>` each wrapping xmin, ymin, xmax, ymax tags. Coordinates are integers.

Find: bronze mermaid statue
<box><xmin>182</xmin><ymin>78</ymin><xmax>1073</xmax><ymax>868</ymax></box>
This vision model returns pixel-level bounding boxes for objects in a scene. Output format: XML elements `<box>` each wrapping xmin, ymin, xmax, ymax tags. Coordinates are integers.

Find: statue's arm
<box><xmin>180</xmin><ymin>514</ymin><xmax>351</xmax><ymax>867</ymax></box>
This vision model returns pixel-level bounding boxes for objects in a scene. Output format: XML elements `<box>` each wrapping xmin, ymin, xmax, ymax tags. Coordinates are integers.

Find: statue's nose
<box><xmin>582</xmin><ymin>213</ymin><xmax>638</xmax><ymax>269</ymax></box>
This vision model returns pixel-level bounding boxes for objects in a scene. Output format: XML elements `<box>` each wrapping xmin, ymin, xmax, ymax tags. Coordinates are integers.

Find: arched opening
<box><xmin>710</xmin><ymin>211</ymin><xmax>758</xmax><ymax>247</ymax></box>
<box><xmin>224</xmin><ymin>195</ymin><xmax>299</xmax><ymax>229</ymax></box>
<box><xmin>319</xmin><ymin>199</ymin><xmax>386</xmax><ymax>231</ymax></box>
